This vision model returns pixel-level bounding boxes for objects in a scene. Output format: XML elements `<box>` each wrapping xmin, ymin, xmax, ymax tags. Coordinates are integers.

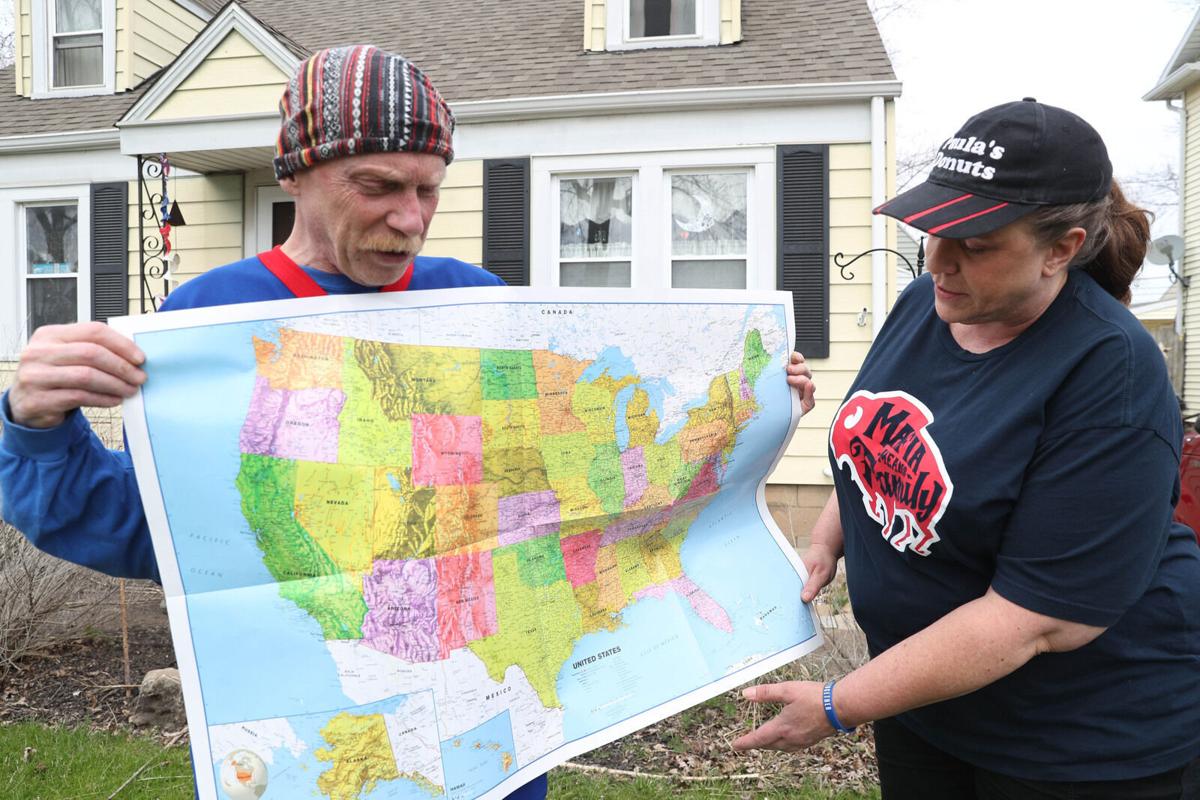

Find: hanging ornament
<box><xmin>158</xmin><ymin>153</ymin><xmax>174</xmax><ymax>256</ymax></box>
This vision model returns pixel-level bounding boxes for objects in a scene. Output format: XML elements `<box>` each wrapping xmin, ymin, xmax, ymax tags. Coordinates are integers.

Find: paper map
<box><xmin>113</xmin><ymin>287</ymin><xmax>821</xmax><ymax>800</ymax></box>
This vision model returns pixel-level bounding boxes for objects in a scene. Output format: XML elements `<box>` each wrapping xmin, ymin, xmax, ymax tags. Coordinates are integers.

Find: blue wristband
<box><xmin>822</xmin><ymin>679</ymin><xmax>855</xmax><ymax>733</ymax></box>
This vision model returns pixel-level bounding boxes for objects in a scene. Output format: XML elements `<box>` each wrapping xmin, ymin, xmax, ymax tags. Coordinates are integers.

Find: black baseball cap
<box><xmin>874</xmin><ymin>98</ymin><xmax>1112</xmax><ymax>238</ymax></box>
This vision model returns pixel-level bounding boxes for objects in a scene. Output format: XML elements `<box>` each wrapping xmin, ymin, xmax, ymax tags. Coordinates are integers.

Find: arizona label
<box><xmin>830</xmin><ymin>390</ymin><xmax>953</xmax><ymax>556</ymax></box>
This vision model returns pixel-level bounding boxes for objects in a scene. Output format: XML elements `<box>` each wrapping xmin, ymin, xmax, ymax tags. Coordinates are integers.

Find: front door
<box><xmin>255</xmin><ymin>186</ymin><xmax>295</xmax><ymax>252</ymax></box>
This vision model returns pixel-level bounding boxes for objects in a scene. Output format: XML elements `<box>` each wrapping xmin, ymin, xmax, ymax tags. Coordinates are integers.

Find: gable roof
<box><xmin>237</xmin><ymin>0</ymin><xmax>895</xmax><ymax>102</ymax></box>
<box><xmin>1145</xmin><ymin>5</ymin><xmax>1200</xmax><ymax>100</ymax></box>
<box><xmin>2</xmin><ymin>0</ymin><xmax>896</xmax><ymax>145</ymax></box>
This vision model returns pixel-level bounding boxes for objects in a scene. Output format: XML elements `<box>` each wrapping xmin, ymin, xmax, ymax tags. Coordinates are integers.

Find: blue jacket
<box><xmin>0</xmin><ymin>254</ymin><xmax>503</xmax><ymax>582</ymax></box>
<box><xmin>0</xmin><ymin>253</ymin><xmax>548</xmax><ymax>800</ymax></box>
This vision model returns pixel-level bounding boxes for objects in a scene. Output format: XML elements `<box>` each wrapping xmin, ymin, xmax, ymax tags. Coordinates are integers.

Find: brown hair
<box><xmin>1025</xmin><ymin>181</ymin><xmax>1152</xmax><ymax>305</ymax></box>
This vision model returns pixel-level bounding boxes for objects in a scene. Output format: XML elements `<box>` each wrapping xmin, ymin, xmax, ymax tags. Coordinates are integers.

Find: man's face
<box><xmin>286</xmin><ymin>151</ymin><xmax>447</xmax><ymax>286</ymax></box>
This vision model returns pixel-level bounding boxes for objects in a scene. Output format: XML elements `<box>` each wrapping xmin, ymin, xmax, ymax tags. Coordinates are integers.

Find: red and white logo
<box><xmin>830</xmin><ymin>390</ymin><xmax>953</xmax><ymax>556</ymax></box>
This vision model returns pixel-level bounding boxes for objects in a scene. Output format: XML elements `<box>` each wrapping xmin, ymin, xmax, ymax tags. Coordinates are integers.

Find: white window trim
<box><xmin>31</xmin><ymin>0</ymin><xmax>116</xmax><ymax>98</ymax></box>
<box><xmin>0</xmin><ymin>185</ymin><xmax>92</xmax><ymax>358</ymax></box>
<box><xmin>606</xmin><ymin>0</ymin><xmax>720</xmax><ymax>51</ymax></box>
<box><xmin>533</xmin><ymin>147</ymin><xmax>775</xmax><ymax>291</ymax></box>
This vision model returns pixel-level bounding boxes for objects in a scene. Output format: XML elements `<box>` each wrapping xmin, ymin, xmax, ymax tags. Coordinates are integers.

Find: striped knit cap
<box><xmin>274</xmin><ymin>45</ymin><xmax>455</xmax><ymax>180</ymax></box>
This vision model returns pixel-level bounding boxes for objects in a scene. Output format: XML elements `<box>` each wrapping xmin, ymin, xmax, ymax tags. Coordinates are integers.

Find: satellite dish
<box><xmin>1148</xmin><ymin>235</ymin><xmax>1185</xmax><ymax>266</ymax></box>
<box><xmin>1147</xmin><ymin>235</ymin><xmax>1189</xmax><ymax>288</ymax></box>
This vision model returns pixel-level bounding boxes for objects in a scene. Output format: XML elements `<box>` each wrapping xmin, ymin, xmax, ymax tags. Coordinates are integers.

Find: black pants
<box><xmin>874</xmin><ymin>716</ymin><xmax>1200</xmax><ymax>800</ymax></box>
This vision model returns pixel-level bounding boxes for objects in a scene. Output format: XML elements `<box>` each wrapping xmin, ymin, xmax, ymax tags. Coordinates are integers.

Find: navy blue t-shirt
<box><xmin>830</xmin><ymin>271</ymin><xmax>1200</xmax><ymax>781</ymax></box>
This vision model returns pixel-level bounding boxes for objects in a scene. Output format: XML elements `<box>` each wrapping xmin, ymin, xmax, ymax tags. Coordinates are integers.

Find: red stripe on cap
<box><xmin>927</xmin><ymin>202</ymin><xmax>1010</xmax><ymax>235</ymax></box>
<box><xmin>902</xmin><ymin>193</ymin><xmax>973</xmax><ymax>223</ymax></box>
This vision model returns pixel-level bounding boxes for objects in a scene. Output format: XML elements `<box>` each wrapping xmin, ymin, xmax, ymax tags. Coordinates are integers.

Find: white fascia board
<box><xmin>120</xmin><ymin>2</ymin><xmax>301</xmax><ymax>127</ymax></box>
<box><xmin>119</xmin><ymin>113</ymin><xmax>279</xmax><ymax>155</ymax></box>
<box><xmin>0</xmin><ymin>129</ymin><xmax>121</xmax><ymax>153</ymax></box>
<box><xmin>1157</xmin><ymin>5</ymin><xmax>1200</xmax><ymax>84</ymax></box>
<box><xmin>452</xmin><ymin>80</ymin><xmax>903</xmax><ymax>123</ymax></box>
<box><xmin>172</xmin><ymin>0</ymin><xmax>215</xmax><ymax>23</ymax></box>
<box><xmin>1144</xmin><ymin>63</ymin><xmax>1200</xmax><ymax>101</ymax></box>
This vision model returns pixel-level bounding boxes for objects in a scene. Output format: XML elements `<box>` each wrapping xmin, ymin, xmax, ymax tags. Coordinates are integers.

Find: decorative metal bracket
<box><xmin>136</xmin><ymin>153</ymin><xmax>170</xmax><ymax>313</ymax></box>
<box><xmin>833</xmin><ymin>238</ymin><xmax>925</xmax><ymax>282</ymax></box>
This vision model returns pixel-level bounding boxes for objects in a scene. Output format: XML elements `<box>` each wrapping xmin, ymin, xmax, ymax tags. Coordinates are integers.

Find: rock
<box><xmin>130</xmin><ymin>668</ymin><xmax>185</xmax><ymax>729</ymax></box>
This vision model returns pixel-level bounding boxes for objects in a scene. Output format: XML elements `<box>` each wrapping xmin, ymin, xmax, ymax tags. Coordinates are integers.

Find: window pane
<box><xmin>560</xmin><ymin>177</ymin><xmax>633</xmax><ymax>259</ymax></box>
<box><xmin>671</xmin><ymin>260</ymin><xmax>746</xmax><ymax>289</ymax></box>
<box><xmin>630</xmin><ymin>0</ymin><xmax>696</xmax><ymax>37</ymax></box>
<box><xmin>56</xmin><ymin>0</ymin><xmax>101</xmax><ymax>32</ymax></box>
<box><xmin>561</xmin><ymin>262</ymin><xmax>632</xmax><ymax>288</ymax></box>
<box><xmin>54</xmin><ymin>34</ymin><xmax>103</xmax><ymax>87</ymax></box>
<box><xmin>672</xmin><ymin>173</ymin><xmax>747</xmax><ymax>257</ymax></box>
<box><xmin>28</xmin><ymin>278</ymin><xmax>79</xmax><ymax>336</ymax></box>
<box><xmin>26</xmin><ymin>205</ymin><xmax>79</xmax><ymax>274</ymax></box>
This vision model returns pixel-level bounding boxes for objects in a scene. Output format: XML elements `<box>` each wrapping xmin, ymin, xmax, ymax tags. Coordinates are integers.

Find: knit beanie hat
<box><xmin>274</xmin><ymin>45</ymin><xmax>455</xmax><ymax>180</ymax></box>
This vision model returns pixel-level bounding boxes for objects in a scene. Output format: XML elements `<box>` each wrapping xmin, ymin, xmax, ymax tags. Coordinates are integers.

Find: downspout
<box><xmin>871</xmin><ymin>95</ymin><xmax>887</xmax><ymax>336</ymax></box>
<box><xmin>1167</xmin><ymin>98</ymin><xmax>1187</xmax><ymax>400</ymax></box>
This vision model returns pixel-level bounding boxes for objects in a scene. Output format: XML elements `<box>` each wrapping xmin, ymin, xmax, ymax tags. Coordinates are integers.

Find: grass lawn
<box><xmin>1</xmin><ymin>722</ymin><xmax>878</xmax><ymax>800</ymax></box>
<box><xmin>0</xmin><ymin>723</ymin><xmax>194</xmax><ymax>799</ymax></box>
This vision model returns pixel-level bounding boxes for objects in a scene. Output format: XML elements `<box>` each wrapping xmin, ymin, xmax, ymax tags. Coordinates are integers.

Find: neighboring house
<box><xmin>0</xmin><ymin>0</ymin><xmax>900</xmax><ymax>542</ymax></box>
<box><xmin>1146</xmin><ymin>5</ymin><xmax>1200</xmax><ymax>409</ymax></box>
<box><xmin>1132</xmin><ymin>284</ymin><xmax>1184</xmax><ymax>396</ymax></box>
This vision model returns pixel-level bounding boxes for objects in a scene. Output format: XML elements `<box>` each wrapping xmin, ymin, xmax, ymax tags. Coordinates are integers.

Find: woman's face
<box><xmin>924</xmin><ymin>220</ymin><xmax>1078</xmax><ymax>333</ymax></box>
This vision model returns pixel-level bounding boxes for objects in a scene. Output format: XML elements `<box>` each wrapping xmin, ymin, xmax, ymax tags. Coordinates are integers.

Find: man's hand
<box><xmin>731</xmin><ymin>681</ymin><xmax>835</xmax><ymax>752</ymax></box>
<box><xmin>786</xmin><ymin>352</ymin><xmax>815</xmax><ymax>415</ymax></box>
<box><xmin>8</xmin><ymin>322</ymin><xmax>146</xmax><ymax>429</ymax></box>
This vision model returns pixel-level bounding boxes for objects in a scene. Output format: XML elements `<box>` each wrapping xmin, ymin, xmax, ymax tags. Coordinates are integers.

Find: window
<box><xmin>534</xmin><ymin>149</ymin><xmax>773</xmax><ymax>290</ymax></box>
<box><xmin>52</xmin><ymin>0</ymin><xmax>103</xmax><ymax>88</ymax></box>
<box><xmin>31</xmin><ymin>0</ymin><xmax>114</xmax><ymax>97</ymax></box>
<box><xmin>630</xmin><ymin>0</ymin><xmax>696</xmax><ymax>38</ymax></box>
<box><xmin>558</xmin><ymin>176</ymin><xmax>634</xmax><ymax>287</ymax></box>
<box><xmin>670</xmin><ymin>172</ymin><xmax>747</xmax><ymax>289</ymax></box>
<box><xmin>607</xmin><ymin>0</ymin><xmax>718</xmax><ymax>50</ymax></box>
<box><xmin>23</xmin><ymin>203</ymin><xmax>82</xmax><ymax>336</ymax></box>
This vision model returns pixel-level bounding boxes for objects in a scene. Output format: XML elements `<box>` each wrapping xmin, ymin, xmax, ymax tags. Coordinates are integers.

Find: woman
<box><xmin>735</xmin><ymin>99</ymin><xmax>1200</xmax><ymax>799</ymax></box>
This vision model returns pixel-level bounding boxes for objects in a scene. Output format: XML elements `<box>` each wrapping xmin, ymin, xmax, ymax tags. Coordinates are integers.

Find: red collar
<box><xmin>258</xmin><ymin>246</ymin><xmax>414</xmax><ymax>297</ymax></box>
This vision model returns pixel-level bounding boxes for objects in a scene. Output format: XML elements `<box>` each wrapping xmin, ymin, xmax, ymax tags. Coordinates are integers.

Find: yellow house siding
<box><xmin>770</xmin><ymin>141</ymin><xmax>878</xmax><ymax>486</ymax></box>
<box><xmin>1183</xmin><ymin>83</ymin><xmax>1200</xmax><ymax>411</ymax></box>
<box><xmin>125</xmin><ymin>174</ymin><xmax>244</xmax><ymax>312</ymax></box>
<box><xmin>421</xmin><ymin>160</ymin><xmax>484</xmax><ymax>266</ymax></box>
<box><xmin>584</xmin><ymin>0</ymin><xmax>607</xmax><ymax>51</ymax></box>
<box><xmin>130</xmin><ymin>0</ymin><xmax>205</xmax><ymax>84</ymax></box>
<box><xmin>148</xmin><ymin>30</ymin><xmax>288</xmax><ymax>121</ymax></box>
<box><xmin>720</xmin><ymin>0</ymin><xmax>741</xmax><ymax>44</ymax></box>
<box><xmin>18</xmin><ymin>0</ymin><xmax>32</xmax><ymax>95</ymax></box>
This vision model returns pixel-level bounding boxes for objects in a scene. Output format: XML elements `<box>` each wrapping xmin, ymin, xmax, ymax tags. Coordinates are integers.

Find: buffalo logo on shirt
<box><xmin>830</xmin><ymin>390</ymin><xmax>953</xmax><ymax>556</ymax></box>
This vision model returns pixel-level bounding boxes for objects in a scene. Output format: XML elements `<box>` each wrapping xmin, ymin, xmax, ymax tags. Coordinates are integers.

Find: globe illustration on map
<box><xmin>219</xmin><ymin>750</ymin><xmax>268</xmax><ymax>799</ymax></box>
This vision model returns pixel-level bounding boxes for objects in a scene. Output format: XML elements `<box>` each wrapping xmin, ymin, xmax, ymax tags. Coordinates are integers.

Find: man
<box><xmin>0</xmin><ymin>45</ymin><xmax>547</xmax><ymax>800</ymax></box>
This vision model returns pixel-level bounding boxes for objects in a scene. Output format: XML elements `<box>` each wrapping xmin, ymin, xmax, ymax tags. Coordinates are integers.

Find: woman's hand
<box><xmin>787</xmin><ymin>352</ymin><xmax>816</xmax><ymax>415</ymax></box>
<box><xmin>731</xmin><ymin>681</ymin><xmax>835</xmax><ymax>752</ymax></box>
<box><xmin>800</xmin><ymin>541</ymin><xmax>840</xmax><ymax>603</ymax></box>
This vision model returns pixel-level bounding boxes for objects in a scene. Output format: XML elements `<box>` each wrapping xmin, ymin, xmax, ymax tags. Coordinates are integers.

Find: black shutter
<box><xmin>483</xmin><ymin>158</ymin><xmax>530</xmax><ymax>286</ymax></box>
<box><xmin>777</xmin><ymin>145</ymin><xmax>829</xmax><ymax>359</ymax></box>
<box><xmin>90</xmin><ymin>182</ymin><xmax>128</xmax><ymax>322</ymax></box>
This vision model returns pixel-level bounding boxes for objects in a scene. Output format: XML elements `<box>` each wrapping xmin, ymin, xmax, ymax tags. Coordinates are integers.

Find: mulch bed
<box><xmin>0</xmin><ymin>624</ymin><xmax>177</xmax><ymax>732</ymax></box>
